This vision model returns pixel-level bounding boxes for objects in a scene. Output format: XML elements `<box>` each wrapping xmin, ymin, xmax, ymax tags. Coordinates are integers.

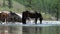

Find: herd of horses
<box><xmin>0</xmin><ymin>11</ymin><xmax>22</xmax><ymax>23</ymax></box>
<box><xmin>0</xmin><ymin>11</ymin><xmax>43</xmax><ymax>24</ymax></box>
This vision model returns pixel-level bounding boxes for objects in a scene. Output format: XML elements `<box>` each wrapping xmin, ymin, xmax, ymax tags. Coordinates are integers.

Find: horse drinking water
<box><xmin>22</xmin><ymin>11</ymin><xmax>43</xmax><ymax>24</ymax></box>
<box><xmin>0</xmin><ymin>11</ymin><xmax>22</xmax><ymax>23</ymax></box>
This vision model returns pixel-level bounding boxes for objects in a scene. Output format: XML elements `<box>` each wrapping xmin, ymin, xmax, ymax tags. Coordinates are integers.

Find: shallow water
<box><xmin>23</xmin><ymin>26</ymin><xmax>60</xmax><ymax>34</ymax></box>
<box><xmin>0</xmin><ymin>21</ymin><xmax>60</xmax><ymax>34</ymax></box>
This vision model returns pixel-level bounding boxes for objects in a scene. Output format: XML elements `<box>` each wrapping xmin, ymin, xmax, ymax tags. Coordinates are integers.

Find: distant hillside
<box><xmin>0</xmin><ymin>0</ymin><xmax>58</xmax><ymax>20</ymax></box>
<box><xmin>0</xmin><ymin>0</ymin><xmax>26</xmax><ymax>13</ymax></box>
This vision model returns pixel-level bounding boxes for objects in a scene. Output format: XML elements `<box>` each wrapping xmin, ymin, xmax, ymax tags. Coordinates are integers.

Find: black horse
<box><xmin>22</xmin><ymin>11</ymin><xmax>43</xmax><ymax>24</ymax></box>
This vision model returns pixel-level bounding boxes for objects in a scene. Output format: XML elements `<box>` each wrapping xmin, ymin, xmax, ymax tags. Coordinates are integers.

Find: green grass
<box><xmin>0</xmin><ymin>0</ymin><xmax>26</xmax><ymax>13</ymax></box>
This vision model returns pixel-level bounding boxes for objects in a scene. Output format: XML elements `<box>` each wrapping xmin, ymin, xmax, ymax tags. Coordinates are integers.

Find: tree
<box><xmin>8</xmin><ymin>0</ymin><xmax>12</xmax><ymax>9</ymax></box>
<box><xmin>25</xmin><ymin>0</ymin><xmax>32</xmax><ymax>10</ymax></box>
<box><xmin>3</xmin><ymin>0</ymin><xmax>5</xmax><ymax>7</ymax></box>
<box><xmin>55</xmin><ymin>0</ymin><xmax>60</xmax><ymax>20</ymax></box>
<box><xmin>55</xmin><ymin>4</ymin><xmax>59</xmax><ymax>20</ymax></box>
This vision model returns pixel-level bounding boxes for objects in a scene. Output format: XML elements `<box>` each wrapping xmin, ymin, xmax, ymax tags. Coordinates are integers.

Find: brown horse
<box><xmin>0</xmin><ymin>11</ymin><xmax>22</xmax><ymax>23</ymax></box>
<box><xmin>22</xmin><ymin>11</ymin><xmax>43</xmax><ymax>24</ymax></box>
<box><xmin>0</xmin><ymin>12</ymin><xmax>9</xmax><ymax>22</ymax></box>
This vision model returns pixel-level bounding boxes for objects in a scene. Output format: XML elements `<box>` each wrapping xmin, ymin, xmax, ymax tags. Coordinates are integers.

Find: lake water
<box><xmin>0</xmin><ymin>21</ymin><xmax>60</xmax><ymax>34</ymax></box>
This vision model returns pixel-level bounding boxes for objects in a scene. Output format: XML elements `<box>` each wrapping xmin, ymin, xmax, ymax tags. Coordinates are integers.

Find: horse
<box><xmin>22</xmin><ymin>11</ymin><xmax>43</xmax><ymax>24</ymax></box>
<box><xmin>6</xmin><ymin>11</ymin><xmax>22</xmax><ymax>22</ymax></box>
<box><xmin>0</xmin><ymin>11</ymin><xmax>22</xmax><ymax>23</ymax></box>
<box><xmin>0</xmin><ymin>12</ymin><xmax>9</xmax><ymax>22</ymax></box>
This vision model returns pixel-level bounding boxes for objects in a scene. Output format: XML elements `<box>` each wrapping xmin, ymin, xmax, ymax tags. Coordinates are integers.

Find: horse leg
<box><xmin>39</xmin><ymin>18</ymin><xmax>42</xmax><ymax>24</ymax></box>
<box><xmin>22</xmin><ymin>18</ymin><xmax>26</xmax><ymax>24</ymax></box>
<box><xmin>35</xmin><ymin>18</ymin><xmax>37</xmax><ymax>24</ymax></box>
<box><xmin>5</xmin><ymin>18</ymin><xmax>7</xmax><ymax>23</ymax></box>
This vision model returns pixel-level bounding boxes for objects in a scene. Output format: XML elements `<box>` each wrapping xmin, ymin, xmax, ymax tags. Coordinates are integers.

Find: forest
<box><xmin>0</xmin><ymin>0</ymin><xmax>60</xmax><ymax>20</ymax></box>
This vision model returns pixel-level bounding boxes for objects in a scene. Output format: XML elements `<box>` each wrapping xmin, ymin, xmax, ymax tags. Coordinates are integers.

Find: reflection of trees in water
<box><xmin>0</xmin><ymin>26</ymin><xmax>22</xmax><ymax>34</ymax></box>
<box><xmin>0</xmin><ymin>26</ymin><xmax>9</xmax><ymax>34</ymax></box>
<box><xmin>23</xmin><ymin>26</ymin><xmax>42</xmax><ymax>34</ymax></box>
<box><xmin>0</xmin><ymin>25</ymin><xmax>60</xmax><ymax>34</ymax></box>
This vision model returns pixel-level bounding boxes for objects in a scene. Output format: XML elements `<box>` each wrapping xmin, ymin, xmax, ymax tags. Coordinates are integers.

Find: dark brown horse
<box><xmin>22</xmin><ymin>11</ymin><xmax>43</xmax><ymax>24</ymax></box>
<box><xmin>7</xmin><ymin>11</ymin><xmax>22</xmax><ymax>22</ymax></box>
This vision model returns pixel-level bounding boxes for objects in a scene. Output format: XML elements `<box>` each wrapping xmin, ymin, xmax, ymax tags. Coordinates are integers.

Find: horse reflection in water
<box><xmin>0</xmin><ymin>11</ymin><xmax>22</xmax><ymax>23</ymax></box>
<box><xmin>22</xmin><ymin>11</ymin><xmax>43</xmax><ymax>24</ymax></box>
